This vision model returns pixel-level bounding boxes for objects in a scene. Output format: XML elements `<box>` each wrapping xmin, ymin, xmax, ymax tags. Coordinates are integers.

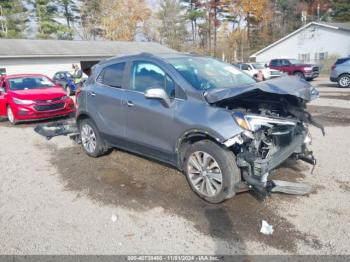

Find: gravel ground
<box><xmin>0</xmin><ymin>77</ymin><xmax>349</xmax><ymax>255</ymax></box>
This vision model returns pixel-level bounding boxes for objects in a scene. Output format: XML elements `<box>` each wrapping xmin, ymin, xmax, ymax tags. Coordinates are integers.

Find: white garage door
<box><xmin>1</xmin><ymin>56</ymin><xmax>105</xmax><ymax>78</ymax></box>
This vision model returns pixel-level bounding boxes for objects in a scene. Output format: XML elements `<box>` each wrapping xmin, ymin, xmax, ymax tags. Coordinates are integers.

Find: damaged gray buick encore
<box><xmin>76</xmin><ymin>53</ymin><xmax>324</xmax><ymax>203</ymax></box>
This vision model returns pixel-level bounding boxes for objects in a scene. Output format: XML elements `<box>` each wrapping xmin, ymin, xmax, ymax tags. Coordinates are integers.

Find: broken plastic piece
<box><xmin>260</xmin><ymin>220</ymin><xmax>274</xmax><ymax>235</ymax></box>
<box><xmin>270</xmin><ymin>180</ymin><xmax>312</xmax><ymax>195</ymax></box>
<box><xmin>34</xmin><ymin>119</ymin><xmax>78</xmax><ymax>140</ymax></box>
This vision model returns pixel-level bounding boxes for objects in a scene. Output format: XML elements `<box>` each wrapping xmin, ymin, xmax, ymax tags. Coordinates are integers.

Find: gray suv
<box><xmin>76</xmin><ymin>53</ymin><xmax>322</xmax><ymax>203</ymax></box>
<box><xmin>330</xmin><ymin>57</ymin><xmax>350</xmax><ymax>88</ymax></box>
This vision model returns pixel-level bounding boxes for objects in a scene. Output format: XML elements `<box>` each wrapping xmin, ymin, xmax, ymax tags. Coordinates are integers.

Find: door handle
<box><xmin>89</xmin><ymin>92</ymin><xmax>96</xmax><ymax>97</ymax></box>
<box><xmin>127</xmin><ymin>101</ymin><xmax>134</xmax><ymax>107</ymax></box>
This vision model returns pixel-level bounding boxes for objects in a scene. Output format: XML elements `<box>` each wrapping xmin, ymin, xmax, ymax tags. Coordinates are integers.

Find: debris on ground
<box><xmin>111</xmin><ymin>214</ymin><xmax>118</xmax><ymax>223</ymax></box>
<box><xmin>260</xmin><ymin>220</ymin><xmax>274</xmax><ymax>235</ymax></box>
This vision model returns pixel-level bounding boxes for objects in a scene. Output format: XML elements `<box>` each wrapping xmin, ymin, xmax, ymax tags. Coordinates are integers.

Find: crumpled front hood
<box><xmin>205</xmin><ymin>76</ymin><xmax>319</xmax><ymax>104</ymax></box>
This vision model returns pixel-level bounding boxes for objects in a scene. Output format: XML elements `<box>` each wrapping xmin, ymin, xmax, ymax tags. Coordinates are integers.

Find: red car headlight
<box><xmin>13</xmin><ymin>98</ymin><xmax>35</xmax><ymax>105</ymax></box>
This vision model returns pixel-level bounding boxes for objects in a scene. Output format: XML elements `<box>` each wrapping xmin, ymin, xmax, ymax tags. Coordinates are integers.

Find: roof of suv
<box><xmin>336</xmin><ymin>57</ymin><xmax>350</xmax><ymax>64</ymax></box>
<box><xmin>99</xmin><ymin>52</ymin><xmax>205</xmax><ymax>65</ymax></box>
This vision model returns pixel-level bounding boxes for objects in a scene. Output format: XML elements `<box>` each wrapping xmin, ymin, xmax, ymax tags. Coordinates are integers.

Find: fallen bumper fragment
<box><xmin>34</xmin><ymin>119</ymin><xmax>79</xmax><ymax>141</ymax></box>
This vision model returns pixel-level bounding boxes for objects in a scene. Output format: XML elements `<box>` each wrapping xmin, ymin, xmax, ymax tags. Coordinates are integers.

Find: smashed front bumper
<box><xmin>236</xmin><ymin>131</ymin><xmax>315</xmax><ymax>197</ymax></box>
<box><xmin>238</xmin><ymin>133</ymin><xmax>305</xmax><ymax>177</ymax></box>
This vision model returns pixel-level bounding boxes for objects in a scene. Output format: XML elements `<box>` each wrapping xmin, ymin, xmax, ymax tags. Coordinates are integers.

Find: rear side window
<box><xmin>270</xmin><ymin>60</ymin><xmax>280</xmax><ymax>66</ymax></box>
<box><xmin>97</xmin><ymin>62</ymin><xmax>125</xmax><ymax>88</ymax></box>
<box><xmin>282</xmin><ymin>59</ymin><xmax>291</xmax><ymax>66</ymax></box>
<box><xmin>241</xmin><ymin>64</ymin><xmax>250</xmax><ymax>70</ymax></box>
<box><xmin>336</xmin><ymin>58</ymin><xmax>350</xmax><ymax>65</ymax></box>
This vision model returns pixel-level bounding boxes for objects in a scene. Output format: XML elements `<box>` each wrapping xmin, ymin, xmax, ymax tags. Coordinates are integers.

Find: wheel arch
<box><xmin>338</xmin><ymin>73</ymin><xmax>350</xmax><ymax>80</ymax></box>
<box><xmin>293</xmin><ymin>70</ymin><xmax>304</xmax><ymax>75</ymax></box>
<box><xmin>76</xmin><ymin>112</ymin><xmax>96</xmax><ymax>127</ymax></box>
<box><xmin>175</xmin><ymin>129</ymin><xmax>226</xmax><ymax>170</ymax></box>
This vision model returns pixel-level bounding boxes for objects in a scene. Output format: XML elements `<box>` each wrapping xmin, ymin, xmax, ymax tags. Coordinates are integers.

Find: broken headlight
<box><xmin>233</xmin><ymin>112</ymin><xmax>297</xmax><ymax>132</ymax></box>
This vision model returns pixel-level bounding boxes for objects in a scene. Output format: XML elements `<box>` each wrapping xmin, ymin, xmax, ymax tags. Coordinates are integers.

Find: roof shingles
<box><xmin>0</xmin><ymin>39</ymin><xmax>176</xmax><ymax>58</ymax></box>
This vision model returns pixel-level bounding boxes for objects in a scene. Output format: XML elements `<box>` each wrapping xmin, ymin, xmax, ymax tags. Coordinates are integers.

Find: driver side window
<box><xmin>131</xmin><ymin>61</ymin><xmax>175</xmax><ymax>98</ymax></box>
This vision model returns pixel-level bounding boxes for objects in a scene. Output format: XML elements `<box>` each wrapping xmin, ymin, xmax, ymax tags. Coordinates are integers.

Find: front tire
<box><xmin>294</xmin><ymin>71</ymin><xmax>305</xmax><ymax>79</ymax></box>
<box><xmin>183</xmin><ymin>140</ymin><xmax>241</xmax><ymax>203</ymax></box>
<box><xmin>338</xmin><ymin>74</ymin><xmax>350</xmax><ymax>88</ymax></box>
<box><xmin>7</xmin><ymin>106</ymin><xmax>17</xmax><ymax>125</ymax></box>
<box><xmin>79</xmin><ymin>118</ymin><xmax>110</xmax><ymax>157</ymax></box>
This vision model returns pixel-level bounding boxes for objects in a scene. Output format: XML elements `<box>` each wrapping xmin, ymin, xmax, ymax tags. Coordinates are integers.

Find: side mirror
<box><xmin>144</xmin><ymin>88</ymin><xmax>171</xmax><ymax>108</ymax></box>
<box><xmin>0</xmin><ymin>87</ymin><xmax>5</xmax><ymax>93</ymax></box>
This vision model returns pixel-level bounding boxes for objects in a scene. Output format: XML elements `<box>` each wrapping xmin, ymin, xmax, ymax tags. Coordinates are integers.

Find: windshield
<box><xmin>252</xmin><ymin>63</ymin><xmax>265</xmax><ymax>69</ymax></box>
<box><xmin>8</xmin><ymin>76</ymin><xmax>56</xmax><ymax>90</ymax></box>
<box><xmin>168</xmin><ymin>57</ymin><xmax>256</xmax><ymax>90</ymax></box>
<box><xmin>289</xmin><ymin>59</ymin><xmax>301</xmax><ymax>65</ymax></box>
<box><xmin>64</xmin><ymin>72</ymin><xmax>73</xmax><ymax>78</ymax></box>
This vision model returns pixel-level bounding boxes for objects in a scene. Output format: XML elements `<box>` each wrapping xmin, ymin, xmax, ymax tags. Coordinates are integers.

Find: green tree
<box><xmin>157</xmin><ymin>0</ymin><xmax>188</xmax><ymax>51</ymax></box>
<box><xmin>30</xmin><ymin>0</ymin><xmax>72</xmax><ymax>39</ymax></box>
<box><xmin>0</xmin><ymin>0</ymin><xmax>28</xmax><ymax>38</ymax></box>
<box><xmin>56</xmin><ymin>0</ymin><xmax>79</xmax><ymax>28</ymax></box>
<box><xmin>182</xmin><ymin>0</ymin><xmax>205</xmax><ymax>46</ymax></box>
<box><xmin>332</xmin><ymin>0</ymin><xmax>350</xmax><ymax>22</ymax></box>
<box><xmin>77</xmin><ymin>0</ymin><xmax>102</xmax><ymax>40</ymax></box>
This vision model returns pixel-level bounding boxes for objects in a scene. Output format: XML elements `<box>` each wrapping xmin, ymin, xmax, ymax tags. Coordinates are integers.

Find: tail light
<box><xmin>331</xmin><ymin>64</ymin><xmax>336</xmax><ymax>70</ymax></box>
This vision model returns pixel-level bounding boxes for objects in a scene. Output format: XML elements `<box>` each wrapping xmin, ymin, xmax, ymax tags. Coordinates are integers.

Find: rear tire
<box><xmin>338</xmin><ymin>74</ymin><xmax>350</xmax><ymax>88</ymax></box>
<box><xmin>7</xmin><ymin>106</ymin><xmax>17</xmax><ymax>125</ymax></box>
<box><xmin>183</xmin><ymin>140</ymin><xmax>241</xmax><ymax>203</ymax></box>
<box><xmin>79</xmin><ymin>118</ymin><xmax>110</xmax><ymax>157</ymax></box>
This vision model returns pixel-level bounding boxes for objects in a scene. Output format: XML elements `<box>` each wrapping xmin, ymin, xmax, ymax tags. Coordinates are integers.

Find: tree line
<box><xmin>0</xmin><ymin>0</ymin><xmax>349</xmax><ymax>61</ymax></box>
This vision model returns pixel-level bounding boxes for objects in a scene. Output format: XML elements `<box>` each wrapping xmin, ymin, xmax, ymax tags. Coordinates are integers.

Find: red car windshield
<box><xmin>7</xmin><ymin>76</ymin><xmax>56</xmax><ymax>90</ymax></box>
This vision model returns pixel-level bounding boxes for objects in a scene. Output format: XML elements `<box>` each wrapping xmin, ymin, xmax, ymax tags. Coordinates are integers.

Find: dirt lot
<box><xmin>0</xmin><ymin>77</ymin><xmax>349</xmax><ymax>254</ymax></box>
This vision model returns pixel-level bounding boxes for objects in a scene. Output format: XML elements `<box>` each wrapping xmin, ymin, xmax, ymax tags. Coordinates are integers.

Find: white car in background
<box><xmin>237</xmin><ymin>63</ymin><xmax>282</xmax><ymax>80</ymax></box>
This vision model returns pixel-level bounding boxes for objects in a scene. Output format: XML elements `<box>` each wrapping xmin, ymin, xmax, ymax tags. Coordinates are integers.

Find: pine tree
<box><xmin>30</xmin><ymin>0</ymin><xmax>72</xmax><ymax>39</ymax></box>
<box><xmin>157</xmin><ymin>0</ymin><xmax>188</xmax><ymax>51</ymax></box>
<box><xmin>0</xmin><ymin>0</ymin><xmax>28</xmax><ymax>38</ymax></box>
<box><xmin>56</xmin><ymin>0</ymin><xmax>79</xmax><ymax>28</ymax></box>
<box><xmin>332</xmin><ymin>0</ymin><xmax>350</xmax><ymax>22</ymax></box>
<box><xmin>77</xmin><ymin>0</ymin><xmax>102</xmax><ymax>40</ymax></box>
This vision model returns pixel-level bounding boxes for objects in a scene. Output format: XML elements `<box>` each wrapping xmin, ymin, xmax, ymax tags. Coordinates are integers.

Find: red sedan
<box><xmin>0</xmin><ymin>74</ymin><xmax>75</xmax><ymax>124</ymax></box>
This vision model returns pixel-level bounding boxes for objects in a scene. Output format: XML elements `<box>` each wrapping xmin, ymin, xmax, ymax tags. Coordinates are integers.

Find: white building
<box><xmin>250</xmin><ymin>22</ymin><xmax>350</xmax><ymax>64</ymax></box>
<box><xmin>0</xmin><ymin>39</ymin><xmax>175</xmax><ymax>77</ymax></box>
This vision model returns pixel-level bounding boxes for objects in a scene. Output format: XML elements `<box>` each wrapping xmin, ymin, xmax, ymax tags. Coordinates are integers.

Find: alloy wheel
<box><xmin>81</xmin><ymin>124</ymin><xmax>97</xmax><ymax>154</ymax></box>
<box><xmin>187</xmin><ymin>151</ymin><xmax>223</xmax><ymax>197</ymax></box>
<box><xmin>339</xmin><ymin>75</ymin><xmax>350</xmax><ymax>87</ymax></box>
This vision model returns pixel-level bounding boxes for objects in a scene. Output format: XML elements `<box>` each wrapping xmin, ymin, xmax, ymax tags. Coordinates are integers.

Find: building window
<box><xmin>298</xmin><ymin>53</ymin><xmax>310</xmax><ymax>63</ymax></box>
<box><xmin>314</xmin><ymin>52</ymin><xmax>328</xmax><ymax>63</ymax></box>
<box><xmin>319</xmin><ymin>52</ymin><xmax>328</xmax><ymax>61</ymax></box>
<box><xmin>0</xmin><ymin>68</ymin><xmax>6</xmax><ymax>76</ymax></box>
